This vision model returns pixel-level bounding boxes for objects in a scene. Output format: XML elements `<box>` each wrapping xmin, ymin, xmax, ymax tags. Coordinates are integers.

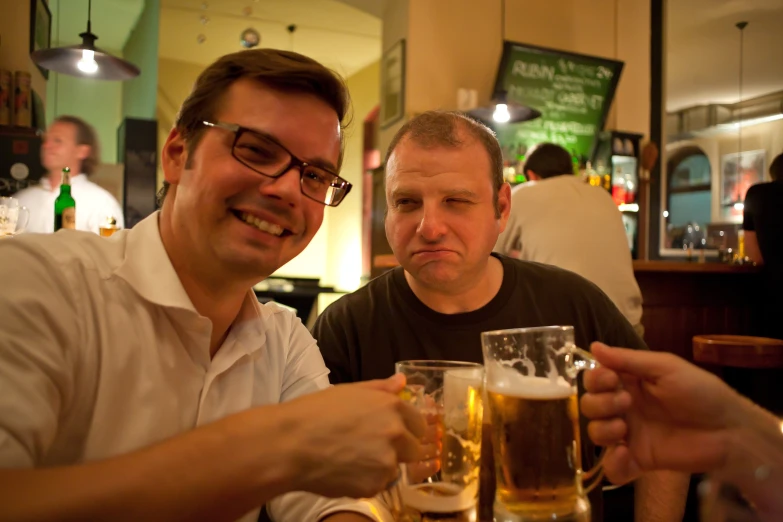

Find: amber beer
<box><xmin>488</xmin><ymin>376</ymin><xmax>586</xmax><ymax>519</ymax></box>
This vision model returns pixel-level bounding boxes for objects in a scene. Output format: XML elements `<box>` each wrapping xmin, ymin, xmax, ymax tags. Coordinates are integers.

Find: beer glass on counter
<box><xmin>0</xmin><ymin>197</ymin><xmax>29</xmax><ymax>238</ymax></box>
<box><xmin>481</xmin><ymin>326</ymin><xmax>603</xmax><ymax>522</ymax></box>
<box><xmin>393</xmin><ymin>360</ymin><xmax>484</xmax><ymax>522</ymax></box>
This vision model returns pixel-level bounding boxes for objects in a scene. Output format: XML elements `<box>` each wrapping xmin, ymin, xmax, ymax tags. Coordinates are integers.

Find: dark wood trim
<box><xmin>648</xmin><ymin>0</ymin><xmax>664</xmax><ymax>260</ymax></box>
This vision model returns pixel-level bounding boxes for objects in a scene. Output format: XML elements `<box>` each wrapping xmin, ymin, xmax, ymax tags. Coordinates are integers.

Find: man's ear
<box><xmin>497</xmin><ymin>182</ymin><xmax>512</xmax><ymax>233</ymax></box>
<box><xmin>526</xmin><ymin>170</ymin><xmax>540</xmax><ymax>181</ymax></box>
<box><xmin>161</xmin><ymin>127</ymin><xmax>189</xmax><ymax>186</ymax></box>
<box><xmin>76</xmin><ymin>144</ymin><xmax>91</xmax><ymax>163</ymax></box>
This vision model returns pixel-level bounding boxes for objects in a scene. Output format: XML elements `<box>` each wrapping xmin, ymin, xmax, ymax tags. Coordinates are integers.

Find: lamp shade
<box><xmin>467</xmin><ymin>91</ymin><xmax>541</xmax><ymax>125</ymax></box>
<box><xmin>31</xmin><ymin>27</ymin><xmax>140</xmax><ymax>81</ymax></box>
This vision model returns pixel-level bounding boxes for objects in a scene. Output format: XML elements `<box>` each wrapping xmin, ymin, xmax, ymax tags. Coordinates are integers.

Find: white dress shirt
<box><xmin>13</xmin><ymin>173</ymin><xmax>124</xmax><ymax>234</ymax></box>
<box><xmin>495</xmin><ymin>175</ymin><xmax>643</xmax><ymax>326</ymax></box>
<box><xmin>0</xmin><ymin>212</ymin><xmax>387</xmax><ymax>522</ymax></box>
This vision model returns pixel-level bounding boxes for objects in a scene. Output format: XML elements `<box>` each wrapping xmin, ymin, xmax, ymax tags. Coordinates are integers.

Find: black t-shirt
<box><xmin>312</xmin><ymin>254</ymin><xmax>647</xmax><ymax>522</ymax></box>
<box><xmin>743</xmin><ymin>181</ymin><xmax>783</xmax><ymax>276</ymax></box>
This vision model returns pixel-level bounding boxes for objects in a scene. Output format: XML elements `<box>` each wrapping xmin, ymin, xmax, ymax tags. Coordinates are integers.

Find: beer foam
<box><xmin>487</xmin><ymin>363</ymin><xmax>573</xmax><ymax>399</ymax></box>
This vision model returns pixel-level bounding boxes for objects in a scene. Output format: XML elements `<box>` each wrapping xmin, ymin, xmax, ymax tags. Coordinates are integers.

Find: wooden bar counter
<box><xmin>634</xmin><ymin>261</ymin><xmax>764</xmax><ymax>361</ymax></box>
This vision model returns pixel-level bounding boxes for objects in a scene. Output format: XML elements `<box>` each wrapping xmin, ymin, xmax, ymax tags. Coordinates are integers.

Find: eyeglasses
<box><xmin>202</xmin><ymin>121</ymin><xmax>352</xmax><ymax>207</ymax></box>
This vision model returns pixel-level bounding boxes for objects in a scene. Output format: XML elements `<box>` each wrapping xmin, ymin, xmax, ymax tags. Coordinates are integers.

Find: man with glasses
<box><xmin>0</xmin><ymin>50</ymin><xmax>424</xmax><ymax>521</ymax></box>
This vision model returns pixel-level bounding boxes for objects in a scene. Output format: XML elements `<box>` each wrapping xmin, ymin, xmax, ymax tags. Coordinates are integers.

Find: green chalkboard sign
<box><xmin>492</xmin><ymin>41</ymin><xmax>624</xmax><ymax>163</ymax></box>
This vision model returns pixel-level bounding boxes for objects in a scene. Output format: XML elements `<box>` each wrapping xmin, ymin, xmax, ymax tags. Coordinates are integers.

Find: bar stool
<box><xmin>693</xmin><ymin>334</ymin><xmax>783</xmax><ymax>415</ymax></box>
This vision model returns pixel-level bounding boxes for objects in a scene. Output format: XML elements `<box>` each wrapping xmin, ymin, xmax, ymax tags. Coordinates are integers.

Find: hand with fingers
<box><xmin>284</xmin><ymin>374</ymin><xmax>427</xmax><ymax>499</ymax></box>
<box><xmin>579</xmin><ymin>343</ymin><xmax>742</xmax><ymax>485</ymax></box>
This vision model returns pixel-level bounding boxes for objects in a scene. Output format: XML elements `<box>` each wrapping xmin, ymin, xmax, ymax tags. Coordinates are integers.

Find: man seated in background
<box><xmin>312</xmin><ymin>111</ymin><xmax>688</xmax><ymax>522</ymax></box>
<box><xmin>742</xmin><ymin>152</ymin><xmax>783</xmax><ymax>339</ymax></box>
<box><xmin>14</xmin><ymin>115</ymin><xmax>124</xmax><ymax>234</ymax></box>
<box><xmin>493</xmin><ymin>143</ymin><xmax>643</xmax><ymax>336</ymax></box>
<box><xmin>0</xmin><ymin>49</ymin><xmax>425</xmax><ymax>522</ymax></box>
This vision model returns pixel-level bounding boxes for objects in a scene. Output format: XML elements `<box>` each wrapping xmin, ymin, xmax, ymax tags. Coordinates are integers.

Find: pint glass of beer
<box><xmin>393</xmin><ymin>360</ymin><xmax>484</xmax><ymax>522</ymax></box>
<box><xmin>480</xmin><ymin>326</ymin><xmax>603</xmax><ymax>522</ymax></box>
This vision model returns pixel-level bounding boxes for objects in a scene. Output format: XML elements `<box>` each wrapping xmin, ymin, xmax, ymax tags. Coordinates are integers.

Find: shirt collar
<box><xmin>113</xmin><ymin>211</ymin><xmax>198</xmax><ymax>312</ymax></box>
<box><xmin>113</xmin><ymin>211</ymin><xmax>267</xmax><ymax>339</ymax></box>
<box><xmin>39</xmin><ymin>173</ymin><xmax>87</xmax><ymax>190</ymax></box>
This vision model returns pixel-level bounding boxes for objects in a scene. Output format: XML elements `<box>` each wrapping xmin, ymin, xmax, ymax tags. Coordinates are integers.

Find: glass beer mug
<box><xmin>481</xmin><ymin>326</ymin><xmax>604</xmax><ymax>522</ymax></box>
<box><xmin>392</xmin><ymin>360</ymin><xmax>484</xmax><ymax>522</ymax></box>
<box><xmin>0</xmin><ymin>197</ymin><xmax>29</xmax><ymax>237</ymax></box>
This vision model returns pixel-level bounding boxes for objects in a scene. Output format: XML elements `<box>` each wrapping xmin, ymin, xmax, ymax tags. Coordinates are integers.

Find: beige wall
<box><xmin>277</xmin><ymin>61</ymin><xmax>381</xmax><ymax>289</ymax></box>
<box><xmin>324</xmin><ymin>60</ymin><xmax>380</xmax><ymax>290</ymax></box>
<box><xmin>381</xmin><ymin>0</ymin><xmax>651</xmax><ymax>149</ymax></box>
<box><xmin>0</xmin><ymin>0</ymin><xmax>47</xmax><ymax>118</ymax></box>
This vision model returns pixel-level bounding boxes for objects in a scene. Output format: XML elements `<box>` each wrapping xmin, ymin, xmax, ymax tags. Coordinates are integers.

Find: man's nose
<box><xmin>416</xmin><ymin>205</ymin><xmax>448</xmax><ymax>241</ymax></box>
<box><xmin>257</xmin><ymin>166</ymin><xmax>302</xmax><ymax>207</ymax></box>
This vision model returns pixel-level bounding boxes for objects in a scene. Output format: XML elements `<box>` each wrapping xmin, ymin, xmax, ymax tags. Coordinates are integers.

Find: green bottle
<box><xmin>54</xmin><ymin>167</ymin><xmax>76</xmax><ymax>231</ymax></box>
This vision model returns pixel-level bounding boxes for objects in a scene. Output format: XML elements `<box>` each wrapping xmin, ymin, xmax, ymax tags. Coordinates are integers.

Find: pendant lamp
<box><xmin>466</xmin><ymin>0</ymin><xmax>541</xmax><ymax>125</ymax></box>
<box><xmin>31</xmin><ymin>0</ymin><xmax>140</xmax><ymax>81</ymax></box>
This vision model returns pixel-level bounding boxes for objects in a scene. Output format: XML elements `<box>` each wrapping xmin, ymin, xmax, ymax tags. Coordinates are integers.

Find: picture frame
<box><xmin>29</xmin><ymin>0</ymin><xmax>52</xmax><ymax>79</ymax></box>
<box><xmin>720</xmin><ymin>149</ymin><xmax>766</xmax><ymax>221</ymax></box>
<box><xmin>380</xmin><ymin>39</ymin><xmax>405</xmax><ymax>129</ymax></box>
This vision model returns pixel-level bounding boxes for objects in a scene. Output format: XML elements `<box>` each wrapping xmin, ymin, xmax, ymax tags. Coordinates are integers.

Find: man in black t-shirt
<box><xmin>743</xmin><ymin>153</ymin><xmax>783</xmax><ymax>339</ymax></box>
<box><xmin>312</xmin><ymin>111</ymin><xmax>688</xmax><ymax>522</ymax></box>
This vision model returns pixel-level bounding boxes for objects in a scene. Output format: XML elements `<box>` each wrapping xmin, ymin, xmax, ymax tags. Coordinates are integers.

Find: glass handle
<box><xmin>16</xmin><ymin>206</ymin><xmax>30</xmax><ymax>234</ymax></box>
<box><xmin>569</xmin><ymin>345</ymin><xmax>605</xmax><ymax>493</ymax></box>
<box><xmin>582</xmin><ymin>446</ymin><xmax>606</xmax><ymax>494</ymax></box>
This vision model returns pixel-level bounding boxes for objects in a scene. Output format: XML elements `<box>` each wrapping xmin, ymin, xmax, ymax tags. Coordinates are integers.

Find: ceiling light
<box><xmin>31</xmin><ymin>0</ymin><xmax>140</xmax><ymax>81</ymax></box>
<box><xmin>465</xmin><ymin>0</ymin><xmax>540</xmax><ymax>125</ymax></box>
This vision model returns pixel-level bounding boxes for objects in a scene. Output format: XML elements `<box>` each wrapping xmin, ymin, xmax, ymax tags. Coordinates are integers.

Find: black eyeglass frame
<box><xmin>202</xmin><ymin>120</ymin><xmax>352</xmax><ymax>207</ymax></box>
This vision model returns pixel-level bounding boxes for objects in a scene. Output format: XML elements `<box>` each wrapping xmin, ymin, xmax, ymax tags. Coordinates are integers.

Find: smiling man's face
<box><xmin>161</xmin><ymin>78</ymin><xmax>341</xmax><ymax>281</ymax></box>
<box><xmin>384</xmin><ymin>130</ymin><xmax>509</xmax><ymax>291</ymax></box>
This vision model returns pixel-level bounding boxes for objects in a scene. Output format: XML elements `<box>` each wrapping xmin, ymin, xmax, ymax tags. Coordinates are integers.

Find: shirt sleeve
<box><xmin>267</xmin><ymin>313</ymin><xmax>393</xmax><ymax>522</ymax></box>
<box><xmin>310</xmin><ymin>301</ymin><xmax>355</xmax><ymax>385</ymax></box>
<box><xmin>0</xmin><ymin>239</ymin><xmax>79</xmax><ymax>467</ymax></box>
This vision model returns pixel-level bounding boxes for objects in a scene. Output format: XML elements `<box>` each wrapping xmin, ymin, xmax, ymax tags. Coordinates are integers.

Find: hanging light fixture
<box><xmin>31</xmin><ymin>0</ymin><xmax>140</xmax><ymax>81</ymax></box>
<box><xmin>466</xmin><ymin>0</ymin><xmax>541</xmax><ymax>125</ymax></box>
<box><xmin>734</xmin><ymin>20</ymin><xmax>748</xmax><ymax>200</ymax></box>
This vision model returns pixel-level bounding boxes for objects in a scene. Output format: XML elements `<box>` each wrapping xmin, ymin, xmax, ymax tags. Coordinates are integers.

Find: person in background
<box><xmin>312</xmin><ymin>111</ymin><xmax>688</xmax><ymax>522</ymax></box>
<box><xmin>494</xmin><ymin>143</ymin><xmax>643</xmax><ymax>336</ymax></box>
<box><xmin>14</xmin><ymin>115</ymin><xmax>124</xmax><ymax>234</ymax></box>
<box><xmin>0</xmin><ymin>49</ymin><xmax>426</xmax><ymax>522</ymax></box>
<box><xmin>742</xmin><ymin>152</ymin><xmax>783</xmax><ymax>339</ymax></box>
<box><xmin>581</xmin><ymin>343</ymin><xmax>783</xmax><ymax>521</ymax></box>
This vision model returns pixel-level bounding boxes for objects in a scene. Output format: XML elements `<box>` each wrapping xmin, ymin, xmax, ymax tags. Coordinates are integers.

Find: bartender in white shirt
<box><xmin>14</xmin><ymin>115</ymin><xmax>124</xmax><ymax>234</ymax></box>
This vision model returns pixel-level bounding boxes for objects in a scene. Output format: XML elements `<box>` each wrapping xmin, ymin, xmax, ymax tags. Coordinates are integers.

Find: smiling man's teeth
<box><xmin>238</xmin><ymin>212</ymin><xmax>284</xmax><ymax>236</ymax></box>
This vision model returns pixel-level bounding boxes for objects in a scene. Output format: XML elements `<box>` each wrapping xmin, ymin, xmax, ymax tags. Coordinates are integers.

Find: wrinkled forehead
<box><xmin>385</xmin><ymin>138</ymin><xmax>493</xmax><ymax>193</ymax></box>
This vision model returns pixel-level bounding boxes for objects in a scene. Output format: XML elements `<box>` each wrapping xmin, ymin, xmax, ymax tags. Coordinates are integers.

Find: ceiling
<box><xmin>667</xmin><ymin>0</ymin><xmax>783</xmax><ymax>111</ymax></box>
<box><xmin>158</xmin><ymin>0</ymin><xmax>382</xmax><ymax>78</ymax></box>
<box><xmin>49</xmin><ymin>0</ymin><xmax>143</xmax><ymax>51</ymax></box>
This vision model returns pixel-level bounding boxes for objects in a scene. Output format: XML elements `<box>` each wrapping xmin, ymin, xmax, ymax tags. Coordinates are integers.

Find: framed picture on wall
<box><xmin>720</xmin><ymin>149</ymin><xmax>765</xmax><ymax>221</ymax></box>
<box><xmin>380</xmin><ymin>39</ymin><xmax>405</xmax><ymax>129</ymax></box>
<box><xmin>29</xmin><ymin>0</ymin><xmax>52</xmax><ymax>79</ymax></box>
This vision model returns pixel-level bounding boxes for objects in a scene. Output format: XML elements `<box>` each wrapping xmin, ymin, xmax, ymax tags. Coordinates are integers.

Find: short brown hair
<box><xmin>384</xmin><ymin>111</ymin><xmax>504</xmax><ymax>215</ymax></box>
<box><xmin>158</xmin><ymin>49</ymin><xmax>351</xmax><ymax>206</ymax></box>
<box><xmin>54</xmin><ymin>115</ymin><xmax>101</xmax><ymax>176</ymax></box>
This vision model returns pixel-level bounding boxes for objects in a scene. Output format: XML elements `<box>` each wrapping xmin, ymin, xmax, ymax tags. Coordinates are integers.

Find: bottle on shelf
<box><xmin>54</xmin><ymin>167</ymin><xmax>76</xmax><ymax>232</ymax></box>
<box><xmin>571</xmin><ymin>149</ymin><xmax>580</xmax><ymax>176</ymax></box>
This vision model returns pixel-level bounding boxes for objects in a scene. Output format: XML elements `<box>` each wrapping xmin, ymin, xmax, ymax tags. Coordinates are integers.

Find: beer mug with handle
<box><xmin>481</xmin><ymin>326</ymin><xmax>604</xmax><ymax>522</ymax></box>
<box><xmin>0</xmin><ymin>197</ymin><xmax>29</xmax><ymax>237</ymax></box>
<box><xmin>392</xmin><ymin>360</ymin><xmax>484</xmax><ymax>522</ymax></box>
